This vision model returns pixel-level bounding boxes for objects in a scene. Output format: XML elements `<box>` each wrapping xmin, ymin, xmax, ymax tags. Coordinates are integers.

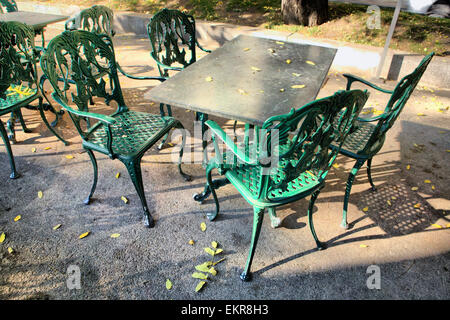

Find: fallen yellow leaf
<box><xmin>411</xmin><ymin>187</ymin><xmax>419</xmax><ymax>191</ymax></box>
<box><xmin>14</xmin><ymin>215</ymin><xmax>21</xmax><ymax>222</ymax></box>
<box><xmin>212</xmin><ymin>258</ymin><xmax>225</xmax><ymax>266</ymax></box>
<box><xmin>291</xmin><ymin>84</ymin><xmax>306</xmax><ymax>89</ymax></box>
<box><xmin>38</xmin><ymin>191</ymin><xmax>43</xmax><ymax>199</ymax></box>
<box><xmin>188</xmin><ymin>239</ymin><xmax>195</xmax><ymax>245</ymax></box>
<box><xmin>424</xmin><ymin>180</ymin><xmax>431</xmax><ymax>184</ymax></box>
<box><xmin>205</xmin><ymin>76</ymin><xmax>213</xmax><ymax>82</ymax></box>
<box><xmin>0</xmin><ymin>232</ymin><xmax>5</xmax><ymax>243</ymax></box>
<box><xmin>292</xmin><ymin>73</ymin><xmax>301</xmax><ymax>77</ymax></box>
<box><xmin>204</xmin><ymin>247</ymin><xmax>215</xmax><ymax>256</ymax></box>
<box><xmin>195</xmin><ymin>281</ymin><xmax>206</xmax><ymax>292</ymax></box>
<box><xmin>414</xmin><ymin>203</ymin><xmax>421</xmax><ymax>208</ymax></box>
<box><xmin>31</xmin><ymin>147</ymin><xmax>36</xmax><ymax>153</ymax></box>
<box><xmin>211</xmin><ymin>241</ymin><xmax>218</xmax><ymax>249</ymax></box>
<box><xmin>7</xmin><ymin>247</ymin><xmax>14</xmax><ymax>254</ymax></box>
<box><xmin>53</xmin><ymin>224</ymin><xmax>62</xmax><ymax>230</ymax></box>
<box><xmin>446</xmin><ymin>223</ymin><xmax>450</xmax><ymax>228</ymax></box>
<box><xmin>208</xmin><ymin>267</ymin><xmax>217</xmax><ymax>276</ymax></box>
<box><xmin>215</xmin><ymin>248</ymin><xmax>223</xmax><ymax>255</ymax></box>
<box><xmin>279</xmin><ymin>88</ymin><xmax>285</xmax><ymax>92</ymax></box>
<box><xmin>237</xmin><ymin>89</ymin><xmax>247</xmax><ymax>95</ymax></box>
<box><xmin>306</xmin><ymin>60</ymin><xmax>316</xmax><ymax>66</ymax></box>
<box><xmin>362</xmin><ymin>207</ymin><xmax>369</xmax><ymax>212</ymax></box>
<box><xmin>79</xmin><ymin>231</ymin><xmax>90</xmax><ymax>239</ymax></box>
<box><xmin>417</xmin><ymin>113</ymin><xmax>425</xmax><ymax>116</ymax></box>
<box><xmin>192</xmin><ymin>272</ymin><xmax>208</xmax><ymax>280</ymax></box>
<box><xmin>195</xmin><ymin>262</ymin><xmax>212</xmax><ymax>273</ymax></box>
<box><xmin>359</xmin><ymin>244</ymin><xmax>368</xmax><ymax>248</ymax></box>
<box><xmin>276</xmin><ymin>41</ymin><xmax>284</xmax><ymax>45</ymax></box>
<box><xmin>387</xmin><ymin>200</ymin><xmax>392</xmax><ymax>206</ymax></box>
<box><xmin>200</xmin><ymin>222</ymin><xmax>207</xmax><ymax>232</ymax></box>
<box><xmin>285</xmin><ymin>59</ymin><xmax>292</xmax><ymax>64</ymax></box>
<box><xmin>115</xmin><ymin>172</ymin><xmax>120</xmax><ymax>179</ymax></box>
<box><xmin>243</xmin><ymin>47</ymin><xmax>250</xmax><ymax>51</ymax></box>
<box><xmin>332</xmin><ymin>163</ymin><xmax>340</xmax><ymax>169</ymax></box>
<box><xmin>65</xmin><ymin>155</ymin><xmax>74</xmax><ymax>159</ymax></box>
<box><xmin>431</xmin><ymin>224</ymin><xmax>442</xmax><ymax>229</ymax></box>
<box><xmin>44</xmin><ymin>147</ymin><xmax>51</xmax><ymax>150</ymax></box>
<box><xmin>406</xmin><ymin>164</ymin><xmax>411</xmax><ymax>170</ymax></box>
<box><xmin>166</xmin><ymin>279</ymin><xmax>173</xmax><ymax>290</ymax></box>
<box><xmin>121</xmin><ymin>196</ymin><xmax>129</xmax><ymax>204</ymax></box>
<box><xmin>110</xmin><ymin>233</ymin><xmax>120</xmax><ymax>238</ymax></box>
<box><xmin>251</xmin><ymin>66</ymin><xmax>262</xmax><ymax>72</ymax></box>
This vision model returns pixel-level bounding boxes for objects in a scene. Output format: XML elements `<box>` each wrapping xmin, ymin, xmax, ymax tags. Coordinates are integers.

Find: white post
<box><xmin>375</xmin><ymin>0</ymin><xmax>403</xmax><ymax>79</ymax></box>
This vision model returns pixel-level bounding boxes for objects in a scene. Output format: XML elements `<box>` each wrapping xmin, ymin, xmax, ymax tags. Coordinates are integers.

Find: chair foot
<box><xmin>83</xmin><ymin>196</ymin><xmax>93</xmax><ymax>205</ymax></box>
<box><xmin>206</xmin><ymin>211</ymin><xmax>217</xmax><ymax>221</ymax></box>
<box><xmin>143</xmin><ymin>213</ymin><xmax>155</xmax><ymax>228</ymax></box>
<box><xmin>340</xmin><ymin>220</ymin><xmax>349</xmax><ymax>229</ymax></box>
<box><xmin>9</xmin><ymin>171</ymin><xmax>20</xmax><ymax>179</ymax></box>
<box><xmin>370</xmin><ymin>186</ymin><xmax>377</xmax><ymax>192</ymax></box>
<box><xmin>193</xmin><ymin>187</ymin><xmax>211</xmax><ymax>204</ymax></box>
<box><xmin>270</xmin><ymin>216</ymin><xmax>281</xmax><ymax>229</ymax></box>
<box><xmin>240</xmin><ymin>271</ymin><xmax>252</xmax><ymax>282</ymax></box>
<box><xmin>316</xmin><ymin>241</ymin><xmax>327</xmax><ymax>251</ymax></box>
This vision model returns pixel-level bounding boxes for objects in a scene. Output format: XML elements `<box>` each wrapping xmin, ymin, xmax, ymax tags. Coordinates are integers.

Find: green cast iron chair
<box><xmin>65</xmin><ymin>4</ymin><xmax>116</xmax><ymax>37</ymax></box>
<box><xmin>40</xmin><ymin>30</ymin><xmax>191</xmax><ymax>228</ymax></box>
<box><xmin>198</xmin><ymin>89</ymin><xmax>369</xmax><ymax>281</ymax></box>
<box><xmin>0</xmin><ymin>21</ymin><xmax>67</xmax><ymax>179</ymax></box>
<box><xmin>334</xmin><ymin>52</ymin><xmax>434</xmax><ymax>229</ymax></box>
<box><xmin>147</xmin><ymin>8</ymin><xmax>211</xmax><ymax>149</ymax></box>
<box><xmin>0</xmin><ymin>0</ymin><xmax>18</xmax><ymax>13</ymax></box>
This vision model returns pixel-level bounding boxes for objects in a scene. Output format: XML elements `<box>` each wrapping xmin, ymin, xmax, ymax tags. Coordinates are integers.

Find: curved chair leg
<box><xmin>341</xmin><ymin>159</ymin><xmax>365</xmax><ymax>229</ymax></box>
<box><xmin>15</xmin><ymin>110</ymin><xmax>32</xmax><ymax>133</ymax></box>
<box><xmin>157</xmin><ymin>103</ymin><xmax>172</xmax><ymax>150</ymax></box>
<box><xmin>268</xmin><ymin>207</ymin><xmax>281</xmax><ymax>228</ymax></box>
<box><xmin>0</xmin><ymin>120</ymin><xmax>19</xmax><ymax>179</ymax></box>
<box><xmin>308</xmin><ymin>190</ymin><xmax>325</xmax><ymax>250</ymax></box>
<box><xmin>240</xmin><ymin>207</ymin><xmax>265</xmax><ymax>282</ymax></box>
<box><xmin>366</xmin><ymin>158</ymin><xmax>376</xmax><ymax>191</ymax></box>
<box><xmin>124</xmin><ymin>157</ymin><xmax>155</xmax><ymax>228</ymax></box>
<box><xmin>205</xmin><ymin>162</ymin><xmax>220</xmax><ymax>221</ymax></box>
<box><xmin>38</xmin><ymin>97</ymin><xmax>69</xmax><ymax>146</ymax></box>
<box><xmin>6</xmin><ymin>113</ymin><xmax>16</xmax><ymax>144</ymax></box>
<box><xmin>84</xmin><ymin>149</ymin><xmax>98</xmax><ymax>205</ymax></box>
<box><xmin>176</xmin><ymin>123</ymin><xmax>192</xmax><ymax>181</ymax></box>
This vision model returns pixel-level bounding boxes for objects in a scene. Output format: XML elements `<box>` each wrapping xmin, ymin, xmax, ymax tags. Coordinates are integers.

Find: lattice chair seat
<box><xmin>0</xmin><ymin>84</ymin><xmax>38</xmax><ymax>111</ymax></box>
<box><xmin>338</xmin><ymin>120</ymin><xmax>378</xmax><ymax>157</ymax></box>
<box><xmin>224</xmin><ymin>157</ymin><xmax>320</xmax><ymax>201</ymax></box>
<box><xmin>86</xmin><ymin>111</ymin><xmax>177</xmax><ymax>156</ymax></box>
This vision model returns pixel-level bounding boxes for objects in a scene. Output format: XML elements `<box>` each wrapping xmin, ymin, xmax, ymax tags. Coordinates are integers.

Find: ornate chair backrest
<box><xmin>257</xmin><ymin>89</ymin><xmax>369</xmax><ymax>196</ymax></box>
<box><xmin>0</xmin><ymin>21</ymin><xmax>37</xmax><ymax>100</ymax></box>
<box><xmin>0</xmin><ymin>0</ymin><xmax>18</xmax><ymax>13</ymax></box>
<box><xmin>362</xmin><ymin>52</ymin><xmax>434</xmax><ymax>155</ymax></box>
<box><xmin>40</xmin><ymin>30</ymin><xmax>126</xmax><ymax>136</ymax></box>
<box><xmin>65</xmin><ymin>5</ymin><xmax>116</xmax><ymax>38</ymax></box>
<box><xmin>147</xmin><ymin>8</ymin><xmax>198</xmax><ymax>77</ymax></box>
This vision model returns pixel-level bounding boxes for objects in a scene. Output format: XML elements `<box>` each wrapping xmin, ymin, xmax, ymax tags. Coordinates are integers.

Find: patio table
<box><xmin>146</xmin><ymin>34</ymin><xmax>337</xmax><ymax>127</ymax></box>
<box><xmin>146</xmin><ymin>34</ymin><xmax>337</xmax><ymax>201</ymax></box>
<box><xmin>0</xmin><ymin>11</ymin><xmax>68</xmax><ymax>47</ymax></box>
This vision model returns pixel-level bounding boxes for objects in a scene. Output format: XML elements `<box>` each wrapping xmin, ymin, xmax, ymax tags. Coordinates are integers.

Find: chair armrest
<box><xmin>196</xmin><ymin>41</ymin><xmax>211</xmax><ymax>53</ymax></box>
<box><xmin>151</xmin><ymin>52</ymin><xmax>183</xmax><ymax>73</ymax></box>
<box><xmin>206</xmin><ymin>120</ymin><xmax>257</xmax><ymax>166</ymax></box>
<box><xmin>356</xmin><ymin>114</ymin><xmax>386</xmax><ymax>122</ymax></box>
<box><xmin>116</xmin><ymin>63</ymin><xmax>167</xmax><ymax>82</ymax></box>
<box><xmin>51</xmin><ymin>93</ymin><xmax>116</xmax><ymax>124</ymax></box>
<box><xmin>343</xmin><ymin>74</ymin><xmax>393</xmax><ymax>94</ymax></box>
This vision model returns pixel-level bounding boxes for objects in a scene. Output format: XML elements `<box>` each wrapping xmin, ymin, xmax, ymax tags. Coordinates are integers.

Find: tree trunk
<box><xmin>281</xmin><ymin>0</ymin><xmax>329</xmax><ymax>26</ymax></box>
